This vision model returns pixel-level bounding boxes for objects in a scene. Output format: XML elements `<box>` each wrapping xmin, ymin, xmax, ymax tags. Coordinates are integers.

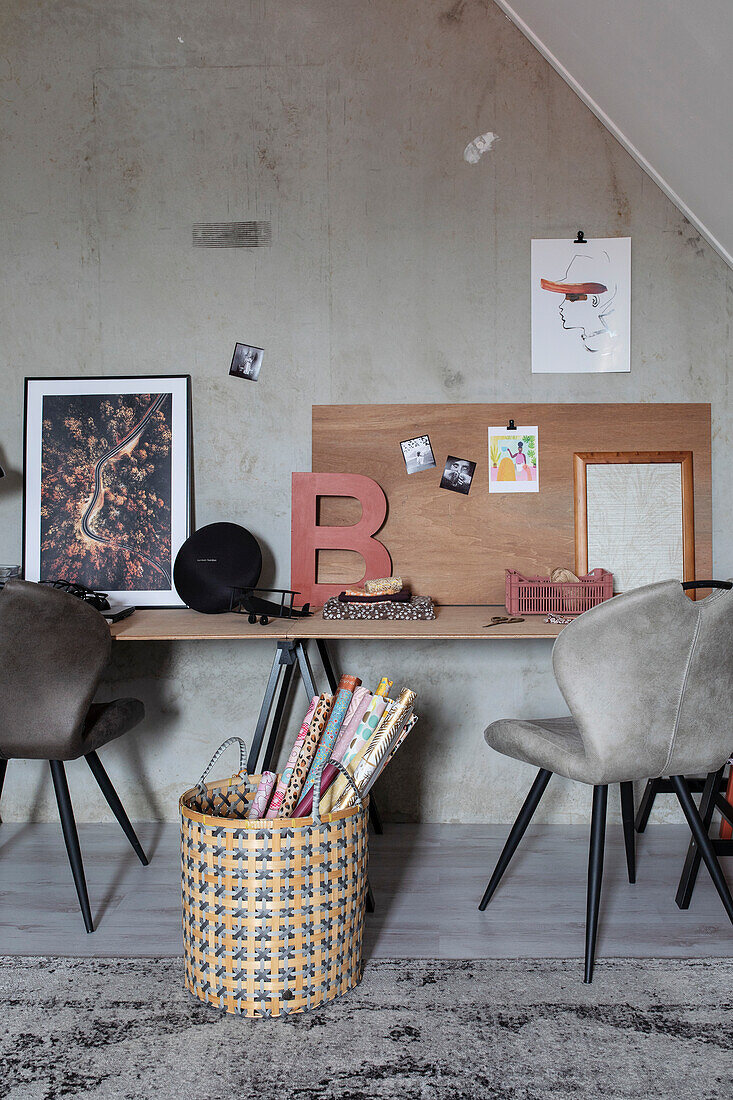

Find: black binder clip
<box><xmin>574</xmin><ymin>230</ymin><xmax>588</xmax><ymax>244</ymax></box>
<box><xmin>506</xmin><ymin>419</ymin><xmax>516</xmax><ymax>431</ymax></box>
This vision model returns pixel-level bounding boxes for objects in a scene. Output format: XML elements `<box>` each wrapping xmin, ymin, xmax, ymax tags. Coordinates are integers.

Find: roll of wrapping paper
<box><xmin>265</xmin><ymin>694</ymin><xmax>321</xmax><ymax>819</ymax></box>
<box><xmin>279</xmin><ymin>693</ymin><xmax>333</xmax><ymax>817</ymax></box>
<box><xmin>330</xmin><ymin>685</ymin><xmax>372</xmax><ymax>763</ymax></box>
<box><xmin>363</xmin><ymin>576</ymin><xmax>403</xmax><ymax>595</ymax></box>
<box><xmin>292</xmin><ymin>760</ymin><xmax>339</xmax><ymax>818</ymax></box>
<box><xmin>385</xmin><ymin>713</ymin><xmax>418</xmax><ymax>765</ymax></box>
<box><xmin>334</xmin><ymin>688</ymin><xmax>417</xmax><ymax>811</ymax></box>
<box><xmin>301</xmin><ymin>674</ymin><xmax>361</xmax><ymax>797</ymax></box>
<box><xmin>320</xmin><ymin>696</ymin><xmax>396</xmax><ymax>814</ymax></box>
<box><xmin>247</xmin><ymin>771</ymin><xmax>277</xmax><ymax>819</ymax></box>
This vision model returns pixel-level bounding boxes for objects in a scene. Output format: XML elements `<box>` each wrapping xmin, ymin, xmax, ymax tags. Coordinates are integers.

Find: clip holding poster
<box><xmin>488</xmin><ymin>426</ymin><xmax>539</xmax><ymax>493</ymax></box>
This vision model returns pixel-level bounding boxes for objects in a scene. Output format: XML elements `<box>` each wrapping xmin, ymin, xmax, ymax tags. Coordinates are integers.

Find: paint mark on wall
<box><xmin>464</xmin><ymin>131</ymin><xmax>498</xmax><ymax>164</ymax></box>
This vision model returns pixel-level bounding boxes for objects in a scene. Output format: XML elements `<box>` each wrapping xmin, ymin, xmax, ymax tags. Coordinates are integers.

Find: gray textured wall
<box><xmin>1</xmin><ymin>0</ymin><xmax>731</xmax><ymax>824</ymax></box>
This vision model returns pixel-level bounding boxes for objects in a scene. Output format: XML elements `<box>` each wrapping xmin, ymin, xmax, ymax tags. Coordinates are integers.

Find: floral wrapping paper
<box><xmin>279</xmin><ymin>694</ymin><xmax>333</xmax><ymax>817</ymax></box>
<box><xmin>265</xmin><ymin>694</ymin><xmax>321</xmax><ymax>819</ymax></box>
<box><xmin>246</xmin><ymin>771</ymin><xmax>277</xmax><ymax>819</ymax></box>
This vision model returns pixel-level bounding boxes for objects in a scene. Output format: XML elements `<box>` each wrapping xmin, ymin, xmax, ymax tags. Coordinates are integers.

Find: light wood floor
<box><xmin>0</xmin><ymin>822</ymin><xmax>731</xmax><ymax>959</ymax></box>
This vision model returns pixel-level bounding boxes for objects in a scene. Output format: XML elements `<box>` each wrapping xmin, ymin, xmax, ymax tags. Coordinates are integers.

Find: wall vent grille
<box><xmin>192</xmin><ymin>222</ymin><xmax>272</xmax><ymax>248</ymax></box>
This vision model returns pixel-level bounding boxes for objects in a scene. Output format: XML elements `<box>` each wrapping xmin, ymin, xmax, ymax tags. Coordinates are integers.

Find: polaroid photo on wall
<box><xmin>440</xmin><ymin>456</ymin><xmax>476</xmax><ymax>495</ymax></box>
<box><xmin>400</xmin><ymin>434</ymin><xmax>436</xmax><ymax>475</ymax></box>
<box><xmin>229</xmin><ymin>342</ymin><xmax>264</xmax><ymax>381</ymax></box>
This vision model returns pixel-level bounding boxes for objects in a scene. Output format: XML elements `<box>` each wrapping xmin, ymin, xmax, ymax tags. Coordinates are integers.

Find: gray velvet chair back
<box><xmin>0</xmin><ymin>579</ymin><xmax>111</xmax><ymax>760</ymax></box>
<box><xmin>552</xmin><ymin>580</ymin><xmax>733</xmax><ymax>783</ymax></box>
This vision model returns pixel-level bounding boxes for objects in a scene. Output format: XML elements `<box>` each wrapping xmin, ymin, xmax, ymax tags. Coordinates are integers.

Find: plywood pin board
<box><xmin>311</xmin><ymin>404</ymin><xmax>712</xmax><ymax>606</ymax></box>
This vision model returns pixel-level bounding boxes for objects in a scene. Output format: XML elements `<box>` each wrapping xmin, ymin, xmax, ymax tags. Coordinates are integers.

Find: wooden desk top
<box><xmin>110</xmin><ymin>605</ymin><xmax>566</xmax><ymax>642</ymax></box>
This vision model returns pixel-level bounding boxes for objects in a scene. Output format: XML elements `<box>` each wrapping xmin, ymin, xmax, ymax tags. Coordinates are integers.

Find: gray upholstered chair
<box><xmin>480</xmin><ymin>579</ymin><xmax>733</xmax><ymax>982</ymax></box>
<box><xmin>0</xmin><ymin>579</ymin><xmax>147</xmax><ymax>932</ymax></box>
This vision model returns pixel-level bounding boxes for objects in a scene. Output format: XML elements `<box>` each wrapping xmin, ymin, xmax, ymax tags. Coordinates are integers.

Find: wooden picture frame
<box><xmin>573</xmin><ymin>451</ymin><xmax>695</xmax><ymax>593</ymax></box>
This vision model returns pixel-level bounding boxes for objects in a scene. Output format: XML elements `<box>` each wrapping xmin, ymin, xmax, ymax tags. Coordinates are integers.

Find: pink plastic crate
<box><xmin>505</xmin><ymin>568</ymin><xmax>613</xmax><ymax>616</ymax></box>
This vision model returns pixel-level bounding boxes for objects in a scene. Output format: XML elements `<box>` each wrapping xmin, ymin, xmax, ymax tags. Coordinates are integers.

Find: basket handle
<box><xmin>311</xmin><ymin>756</ymin><xmax>366</xmax><ymax>826</ymax></box>
<box><xmin>195</xmin><ymin>737</ymin><xmax>252</xmax><ymax>800</ymax></box>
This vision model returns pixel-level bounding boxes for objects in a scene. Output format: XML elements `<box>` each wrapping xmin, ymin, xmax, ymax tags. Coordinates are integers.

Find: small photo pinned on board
<box><xmin>400</xmin><ymin>434</ymin><xmax>436</xmax><ymax>475</ymax></box>
<box><xmin>440</xmin><ymin>455</ymin><xmax>476</xmax><ymax>495</ymax></box>
<box><xmin>229</xmin><ymin>342</ymin><xmax>264</xmax><ymax>382</ymax></box>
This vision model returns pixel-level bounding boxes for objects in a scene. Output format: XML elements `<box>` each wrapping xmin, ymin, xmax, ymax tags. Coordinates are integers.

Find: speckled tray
<box><xmin>322</xmin><ymin>596</ymin><xmax>435</xmax><ymax>621</ymax></box>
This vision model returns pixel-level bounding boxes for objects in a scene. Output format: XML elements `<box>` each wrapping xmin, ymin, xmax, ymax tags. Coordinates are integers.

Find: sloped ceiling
<box><xmin>494</xmin><ymin>0</ymin><xmax>733</xmax><ymax>269</ymax></box>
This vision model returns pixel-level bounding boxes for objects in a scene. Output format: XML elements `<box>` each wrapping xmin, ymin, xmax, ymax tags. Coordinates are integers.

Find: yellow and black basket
<box><xmin>180</xmin><ymin>737</ymin><xmax>369</xmax><ymax>1017</ymax></box>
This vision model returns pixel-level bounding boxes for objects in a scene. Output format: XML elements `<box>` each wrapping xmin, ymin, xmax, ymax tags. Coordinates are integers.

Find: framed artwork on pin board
<box><xmin>573</xmin><ymin>451</ymin><xmax>695</xmax><ymax>594</ymax></box>
<box><xmin>23</xmin><ymin>375</ymin><xmax>192</xmax><ymax>607</ymax></box>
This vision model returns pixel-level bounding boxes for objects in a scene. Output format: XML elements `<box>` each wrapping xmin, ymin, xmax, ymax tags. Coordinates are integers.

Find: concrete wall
<box><xmin>1</xmin><ymin>0</ymin><xmax>731</xmax><ymax>824</ymax></box>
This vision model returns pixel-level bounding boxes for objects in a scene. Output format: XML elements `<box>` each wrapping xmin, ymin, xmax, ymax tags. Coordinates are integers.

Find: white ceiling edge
<box><xmin>493</xmin><ymin>0</ymin><xmax>733</xmax><ymax>272</ymax></box>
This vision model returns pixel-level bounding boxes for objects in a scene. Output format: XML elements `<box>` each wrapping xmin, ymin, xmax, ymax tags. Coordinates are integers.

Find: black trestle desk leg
<box><xmin>365</xmin><ymin>882</ymin><xmax>375</xmax><ymax>913</ymax></box>
<box><xmin>85</xmin><ymin>751</ymin><xmax>148</xmax><ymax>866</ymax></box>
<box><xmin>49</xmin><ymin>759</ymin><xmax>94</xmax><ymax>933</ymax></box>
<box><xmin>671</xmin><ymin>774</ymin><xmax>733</xmax><ymax>923</ymax></box>
<box><xmin>262</xmin><ymin>660</ymin><xmax>295</xmax><ymax>773</ymax></box>
<box><xmin>248</xmin><ymin>644</ymin><xmax>289</xmax><ymax>774</ymax></box>
<box><xmin>294</xmin><ymin>641</ymin><xmax>318</xmax><ymax>703</ymax></box>
<box><xmin>317</xmin><ymin>640</ymin><xmax>339</xmax><ymax>693</ymax></box>
<box><xmin>368</xmin><ymin>796</ymin><xmax>383</xmax><ymax>835</ymax></box>
<box><xmin>619</xmin><ymin>782</ymin><xmax>636</xmax><ymax>883</ymax></box>
<box><xmin>634</xmin><ymin>778</ymin><xmax>660</xmax><ymax>833</ymax></box>
<box><xmin>585</xmin><ymin>784</ymin><xmax>608</xmax><ymax>983</ymax></box>
<box><xmin>675</xmin><ymin>767</ymin><xmax>722</xmax><ymax>909</ymax></box>
<box><xmin>479</xmin><ymin>768</ymin><xmax>552</xmax><ymax>911</ymax></box>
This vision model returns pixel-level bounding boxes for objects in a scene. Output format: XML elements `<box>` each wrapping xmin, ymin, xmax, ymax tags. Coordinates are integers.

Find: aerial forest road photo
<box><xmin>40</xmin><ymin>392</ymin><xmax>173</xmax><ymax>591</ymax></box>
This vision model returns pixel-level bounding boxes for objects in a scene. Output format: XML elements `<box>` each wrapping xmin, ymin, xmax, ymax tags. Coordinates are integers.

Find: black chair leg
<box><xmin>0</xmin><ymin>759</ymin><xmax>6</xmax><ymax>822</ymax></box>
<box><xmin>619</xmin><ymin>782</ymin><xmax>636</xmax><ymax>883</ymax></box>
<box><xmin>634</xmin><ymin>778</ymin><xmax>659</xmax><ymax>833</ymax></box>
<box><xmin>85</xmin><ymin>751</ymin><xmax>149</xmax><ymax>866</ymax></box>
<box><xmin>478</xmin><ymin>768</ymin><xmax>552</xmax><ymax>911</ymax></box>
<box><xmin>670</xmin><ymin>774</ymin><xmax>733</xmax><ymax>923</ymax></box>
<box><xmin>585</xmin><ymin>784</ymin><xmax>608</xmax><ymax>983</ymax></box>
<box><xmin>49</xmin><ymin>760</ymin><xmax>94</xmax><ymax>933</ymax></box>
<box><xmin>675</xmin><ymin>767</ymin><xmax>722</xmax><ymax>909</ymax></box>
<box><xmin>365</xmin><ymin>881</ymin><xmax>375</xmax><ymax>913</ymax></box>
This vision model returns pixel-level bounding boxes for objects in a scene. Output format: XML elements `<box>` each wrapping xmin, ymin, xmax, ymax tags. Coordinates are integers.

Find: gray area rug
<box><xmin>1</xmin><ymin>957</ymin><xmax>731</xmax><ymax>1100</ymax></box>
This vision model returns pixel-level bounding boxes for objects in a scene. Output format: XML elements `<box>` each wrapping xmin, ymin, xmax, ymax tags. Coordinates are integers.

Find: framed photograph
<box><xmin>531</xmin><ymin>237</ymin><xmax>631</xmax><ymax>373</ymax></box>
<box><xmin>400</xmin><ymin>434</ymin><xmax>436</xmax><ymax>475</ymax></box>
<box><xmin>23</xmin><ymin>375</ymin><xmax>191</xmax><ymax>607</ymax></box>
<box><xmin>440</xmin><ymin>456</ymin><xmax>476</xmax><ymax>495</ymax></box>
<box><xmin>229</xmin><ymin>342</ymin><xmax>263</xmax><ymax>381</ymax></box>
<box><xmin>488</xmin><ymin>426</ymin><xmax>539</xmax><ymax>493</ymax></box>
<box><xmin>573</xmin><ymin>451</ymin><xmax>695</xmax><ymax>593</ymax></box>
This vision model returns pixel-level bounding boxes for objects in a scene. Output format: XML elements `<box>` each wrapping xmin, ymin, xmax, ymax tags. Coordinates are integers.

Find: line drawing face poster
<box><xmin>531</xmin><ymin>237</ymin><xmax>631</xmax><ymax>373</ymax></box>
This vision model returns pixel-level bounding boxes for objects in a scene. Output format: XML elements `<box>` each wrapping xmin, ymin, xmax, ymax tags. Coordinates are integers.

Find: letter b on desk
<box><xmin>291</xmin><ymin>473</ymin><xmax>392</xmax><ymax>606</ymax></box>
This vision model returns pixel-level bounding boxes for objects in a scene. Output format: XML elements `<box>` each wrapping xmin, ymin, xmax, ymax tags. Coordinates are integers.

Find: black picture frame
<box><xmin>23</xmin><ymin>374</ymin><xmax>193</xmax><ymax>608</ymax></box>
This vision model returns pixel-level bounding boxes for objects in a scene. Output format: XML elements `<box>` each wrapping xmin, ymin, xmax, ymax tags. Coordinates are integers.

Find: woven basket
<box><xmin>180</xmin><ymin>738</ymin><xmax>369</xmax><ymax>1018</ymax></box>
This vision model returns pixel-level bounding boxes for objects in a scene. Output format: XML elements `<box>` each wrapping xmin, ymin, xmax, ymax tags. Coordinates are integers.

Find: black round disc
<box><xmin>173</xmin><ymin>522</ymin><xmax>262</xmax><ymax>613</ymax></box>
